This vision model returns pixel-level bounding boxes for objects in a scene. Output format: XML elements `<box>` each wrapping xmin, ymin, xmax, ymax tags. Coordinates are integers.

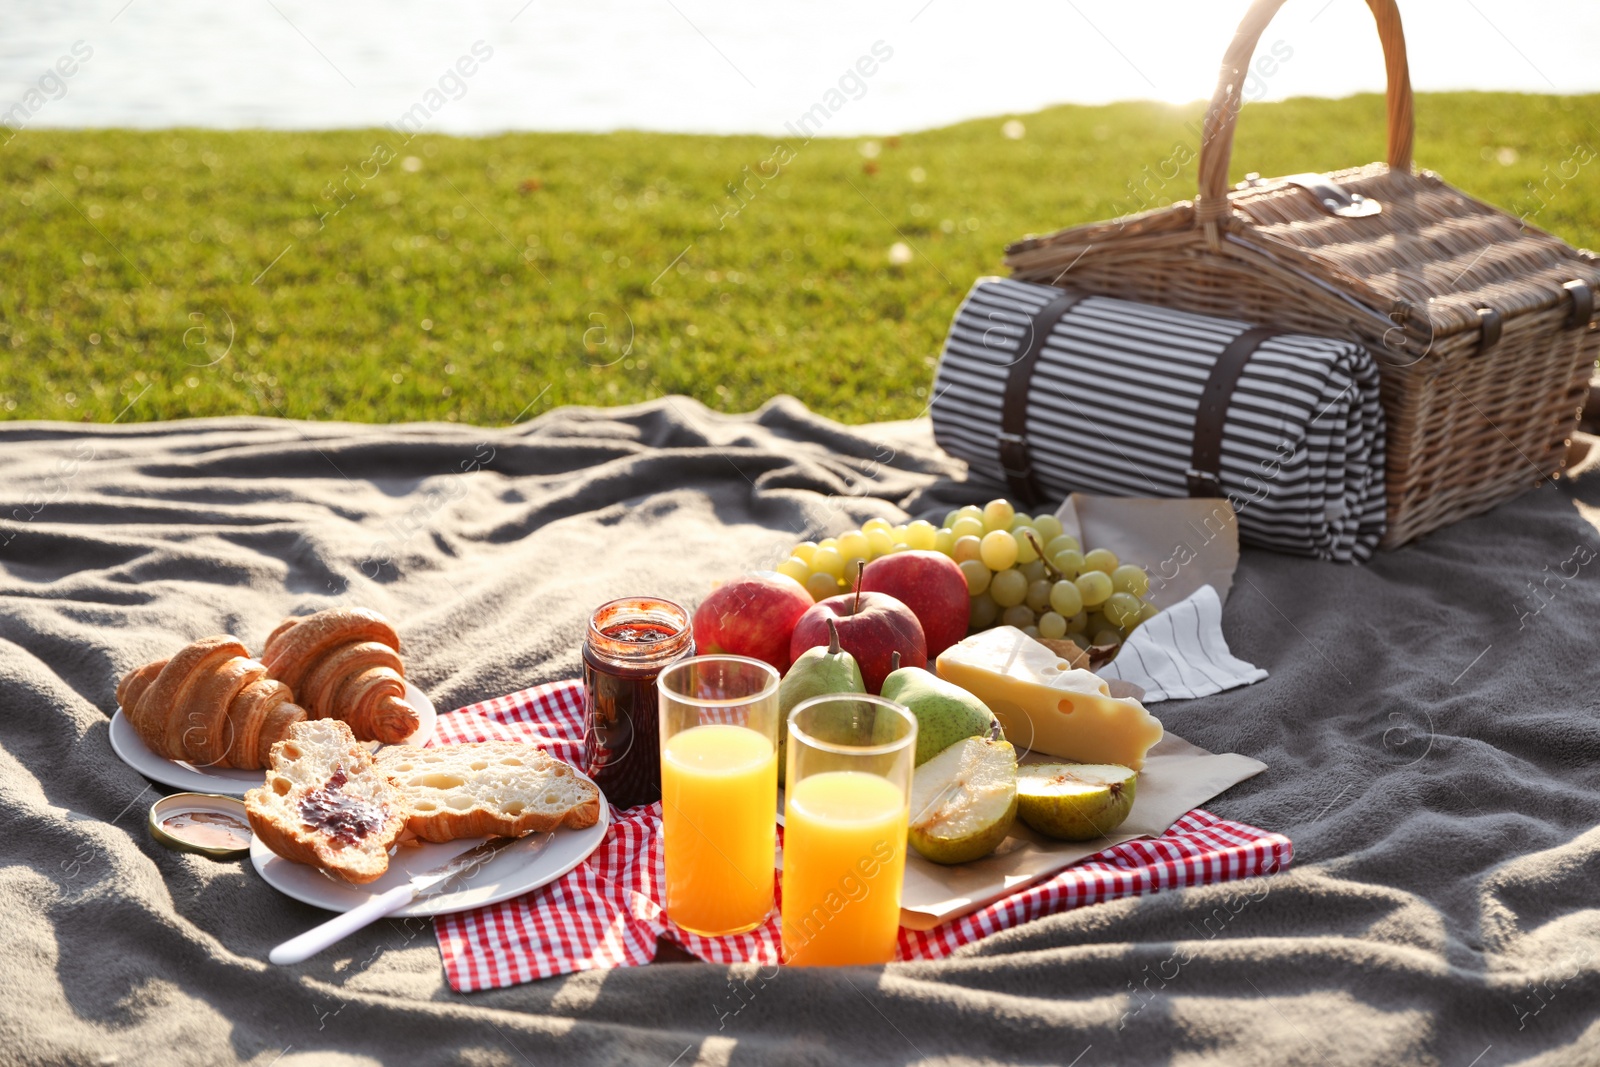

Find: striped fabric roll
<box><xmin>931</xmin><ymin>277</ymin><xmax>1387</xmax><ymax>561</ymax></box>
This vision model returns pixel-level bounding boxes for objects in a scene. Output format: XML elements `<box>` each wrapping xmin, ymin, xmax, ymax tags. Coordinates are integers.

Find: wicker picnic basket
<box><xmin>1003</xmin><ymin>0</ymin><xmax>1600</xmax><ymax>548</ymax></box>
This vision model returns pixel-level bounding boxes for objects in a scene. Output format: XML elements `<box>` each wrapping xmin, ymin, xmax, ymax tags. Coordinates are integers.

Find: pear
<box><xmin>1015</xmin><ymin>763</ymin><xmax>1137</xmax><ymax>841</ymax></box>
<box><xmin>907</xmin><ymin>736</ymin><xmax>1018</xmax><ymax>865</ymax></box>
<box><xmin>880</xmin><ymin>652</ymin><xmax>999</xmax><ymax>766</ymax></box>
<box><xmin>776</xmin><ymin>617</ymin><xmax>865</xmax><ymax>784</ymax></box>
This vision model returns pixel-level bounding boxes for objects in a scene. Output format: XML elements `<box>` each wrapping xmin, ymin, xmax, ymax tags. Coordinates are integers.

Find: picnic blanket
<box><xmin>2</xmin><ymin>396</ymin><xmax>1598</xmax><ymax>1066</ymax></box>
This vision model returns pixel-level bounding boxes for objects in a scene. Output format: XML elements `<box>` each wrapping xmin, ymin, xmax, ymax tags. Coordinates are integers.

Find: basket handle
<box><xmin>1194</xmin><ymin>0</ymin><xmax>1415</xmax><ymax>226</ymax></box>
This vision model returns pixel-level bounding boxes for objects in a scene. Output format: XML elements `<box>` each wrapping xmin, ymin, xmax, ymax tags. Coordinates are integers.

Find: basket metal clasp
<box><xmin>1186</xmin><ymin>467</ymin><xmax>1224</xmax><ymax>498</ymax></box>
<box><xmin>1282</xmin><ymin>173</ymin><xmax>1383</xmax><ymax>218</ymax></box>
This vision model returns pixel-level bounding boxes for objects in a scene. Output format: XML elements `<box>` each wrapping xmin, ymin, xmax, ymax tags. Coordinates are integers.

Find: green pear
<box><xmin>880</xmin><ymin>652</ymin><xmax>998</xmax><ymax>766</ymax></box>
<box><xmin>1015</xmin><ymin>763</ymin><xmax>1137</xmax><ymax>841</ymax></box>
<box><xmin>777</xmin><ymin>617</ymin><xmax>865</xmax><ymax>784</ymax></box>
<box><xmin>907</xmin><ymin>736</ymin><xmax>1018</xmax><ymax>865</ymax></box>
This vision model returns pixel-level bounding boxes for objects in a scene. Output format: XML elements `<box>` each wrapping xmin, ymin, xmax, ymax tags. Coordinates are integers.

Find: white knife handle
<box><xmin>269</xmin><ymin>883</ymin><xmax>417</xmax><ymax>965</ymax></box>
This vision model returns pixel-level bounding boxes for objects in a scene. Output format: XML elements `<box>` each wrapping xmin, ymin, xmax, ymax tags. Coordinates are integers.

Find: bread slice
<box><xmin>376</xmin><ymin>742</ymin><xmax>601</xmax><ymax>843</ymax></box>
<box><xmin>244</xmin><ymin>719</ymin><xmax>409</xmax><ymax>884</ymax></box>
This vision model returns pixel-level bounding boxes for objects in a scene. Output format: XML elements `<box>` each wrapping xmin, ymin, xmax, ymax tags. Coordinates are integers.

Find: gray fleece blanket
<box><xmin>3</xmin><ymin>397</ymin><xmax>1598</xmax><ymax>1067</ymax></box>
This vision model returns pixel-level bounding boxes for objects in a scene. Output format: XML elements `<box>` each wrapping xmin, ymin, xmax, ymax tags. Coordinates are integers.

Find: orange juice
<box><xmin>781</xmin><ymin>770</ymin><xmax>908</xmax><ymax>966</ymax></box>
<box><xmin>661</xmin><ymin>723</ymin><xmax>777</xmax><ymax>935</ymax></box>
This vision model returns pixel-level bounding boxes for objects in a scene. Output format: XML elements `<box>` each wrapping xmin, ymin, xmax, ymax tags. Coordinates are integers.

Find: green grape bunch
<box><xmin>774</xmin><ymin>499</ymin><xmax>1160</xmax><ymax>660</ymax></box>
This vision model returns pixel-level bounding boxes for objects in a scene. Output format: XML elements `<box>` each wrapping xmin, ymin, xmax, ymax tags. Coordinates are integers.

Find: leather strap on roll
<box><xmin>1188</xmin><ymin>326</ymin><xmax>1281</xmax><ymax>498</ymax></box>
<box><xmin>999</xmin><ymin>290</ymin><xmax>1087</xmax><ymax>502</ymax></box>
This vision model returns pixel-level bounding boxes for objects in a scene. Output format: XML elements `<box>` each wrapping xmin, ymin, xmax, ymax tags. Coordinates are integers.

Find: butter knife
<box><xmin>269</xmin><ymin>834</ymin><xmax>547</xmax><ymax>965</ymax></box>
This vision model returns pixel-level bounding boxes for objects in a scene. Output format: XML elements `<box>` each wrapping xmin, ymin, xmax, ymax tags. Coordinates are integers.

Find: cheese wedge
<box><xmin>936</xmin><ymin>627</ymin><xmax>1163</xmax><ymax>770</ymax></box>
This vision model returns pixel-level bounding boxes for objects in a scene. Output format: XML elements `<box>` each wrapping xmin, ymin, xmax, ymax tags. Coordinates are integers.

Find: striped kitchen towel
<box><xmin>431</xmin><ymin>679</ymin><xmax>1293</xmax><ymax>992</ymax></box>
<box><xmin>1098</xmin><ymin>585</ymin><xmax>1268</xmax><ymax>702</ymax></box>
<box><xmin>931</xmin><ymin>277</ymin><xmax>1386</xmax><ymax>562</ymax></box>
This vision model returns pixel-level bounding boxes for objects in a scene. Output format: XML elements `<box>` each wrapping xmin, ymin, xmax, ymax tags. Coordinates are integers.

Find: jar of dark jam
<box><xmin>581</xmin><ymin>596</ymin><xmax>694</xmax><ymax>809</ymax></box>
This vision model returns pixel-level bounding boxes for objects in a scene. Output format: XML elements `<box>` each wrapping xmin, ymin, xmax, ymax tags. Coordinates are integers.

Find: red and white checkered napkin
<box><xmin>429</xmin><ymin>681</ymin><xmax>1293</xmax><ymax>993</ymax></box>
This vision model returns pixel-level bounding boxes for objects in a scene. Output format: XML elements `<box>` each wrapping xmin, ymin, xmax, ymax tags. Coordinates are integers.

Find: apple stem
<box><xmin>890</xmin><ymin>651</ymin><xmax>900</xmax><ymax>672</ymax></box>
<box><xmin>1028</xmin><ymin>531</ymin><xmax>1063</xmax><ymax>582</ymax></box>
<box><xmin>852</xmin><ymin>560</ymin><xmax>865</xmax><ymax>615</ymax></box>
<box><xmin>826</xmin><ymin>616</ymin><xmax>841</xmax><ymax>656</ymax></box>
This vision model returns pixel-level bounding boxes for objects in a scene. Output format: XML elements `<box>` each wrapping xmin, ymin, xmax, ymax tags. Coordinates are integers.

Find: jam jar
<box><xmin>581</xmin><ymin>596</ymin><xmax>694</xmax><ymax>808</ymax></box>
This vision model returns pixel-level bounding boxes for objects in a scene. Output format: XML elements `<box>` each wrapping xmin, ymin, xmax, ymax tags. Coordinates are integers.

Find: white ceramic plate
<box><xmin>250</xmin><ymin>801</ymin><xmax>610</xmax><ymax>917</ymax></box>
<box><xmin>109</xmin><ymin>681</ymin><xmax>437</xmax><ymax>796</ymax></box>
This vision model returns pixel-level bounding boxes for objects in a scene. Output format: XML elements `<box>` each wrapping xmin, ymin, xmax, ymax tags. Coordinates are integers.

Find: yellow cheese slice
<box><xmin>935</xmin><ymin>626</ymin><xmax>1163</xmax><ymax>770</ymax></box>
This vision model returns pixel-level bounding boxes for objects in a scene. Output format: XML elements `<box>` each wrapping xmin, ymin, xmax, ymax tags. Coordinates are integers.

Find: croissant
<box><xmin>261</xmin><ymin>607</ymin><xmax>420</xmax><ymax>745</ymax></box>
<box><xmin>117</xmin><ymin>636</ymin><xmax>308</xmax><ymax>770</ymax></box>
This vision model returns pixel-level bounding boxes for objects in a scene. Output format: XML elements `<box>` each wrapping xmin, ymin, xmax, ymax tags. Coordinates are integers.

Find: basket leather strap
<box><xmin>1565</xmin><ymin>279</ymin><xmax>1595</xmax><ymax>330</ymax></box>
<box><xmin>1188</xmin><ymin>326</ymin><xmax>1282</xmax><ymax>498</ymax></box>
<box><xmin>999</xmin><ymin>290</ymin><xmax>1088</xmax><ymax>503</ymax></box>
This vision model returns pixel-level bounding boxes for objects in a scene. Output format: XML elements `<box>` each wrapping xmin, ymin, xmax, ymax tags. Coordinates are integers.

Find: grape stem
<box><xmin>1025</xmin><ymin>530</ymin><xmax>1064</xmax><ymax>582</ymax></box>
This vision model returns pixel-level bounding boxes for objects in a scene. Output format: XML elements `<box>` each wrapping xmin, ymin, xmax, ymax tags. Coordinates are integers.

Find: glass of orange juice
<box><xmin>657</xmin><ymin>654</ymin><xmax>780</xmax><ymax>937</ymax></box>
<box><xmin>781</xmin><ymin>694</ymin><xmax>917</xmax><ymax>966</ymax></box>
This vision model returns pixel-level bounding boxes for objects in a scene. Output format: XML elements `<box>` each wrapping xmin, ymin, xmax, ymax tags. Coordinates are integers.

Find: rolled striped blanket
<box><xmin>930</xmin><ymin>277</ymin><xmax>1386</xmax><ymax>562</ymax></box>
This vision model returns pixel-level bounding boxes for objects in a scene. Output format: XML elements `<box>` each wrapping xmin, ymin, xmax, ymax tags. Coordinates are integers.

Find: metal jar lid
<box><xmin>148</xmin><ymin>792</ymin><xmax>253</xmax><ymax>860</ymax></box>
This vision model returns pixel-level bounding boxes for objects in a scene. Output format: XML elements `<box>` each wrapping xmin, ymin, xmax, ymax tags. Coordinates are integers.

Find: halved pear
<box><xmin>1016</xmin><ymin>763</ymin><xmax>1137</xmax><ymax>841</ymax></box>
<box><xmin>907</xmin><ymin>737</ymin><xmax>1017</xmax><ymax>865</ymax></box>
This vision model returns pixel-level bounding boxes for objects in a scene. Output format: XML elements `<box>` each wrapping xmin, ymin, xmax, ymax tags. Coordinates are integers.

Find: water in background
<box><xmin>1</xmin><ymin>0</ymin><xmax>1595</xmax><ymax>137</ymax></box>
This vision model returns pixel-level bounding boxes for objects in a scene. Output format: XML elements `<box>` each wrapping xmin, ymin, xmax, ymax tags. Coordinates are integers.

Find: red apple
<box><xmin>693</xmin><ymin>572</ymin><xmax>815</xmax><ymax>673</ymax></box>
<box><xmin>790</xmin><ymin>590</ymin><xmax>927</xmax><ymax>694</ymax></box>
<box><xmin>859</xmin><ymin>550</ymin><xmax>971</xmax><ymax>659</ymax></box>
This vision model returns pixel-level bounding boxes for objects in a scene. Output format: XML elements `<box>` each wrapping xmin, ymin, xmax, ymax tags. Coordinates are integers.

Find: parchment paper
<box><xmin>897</xmin><ymin>491</ymin><xmax>1258</xmax><ymax>927</ymax></box>
<box><xmin>1056</xmin><ymin>493</ymin><xmax>1240</xmax><ymax>607</ymax></box>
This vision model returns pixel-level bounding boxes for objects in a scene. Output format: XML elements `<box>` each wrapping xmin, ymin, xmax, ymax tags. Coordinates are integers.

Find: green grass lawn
<box><xmin>2</xmin><ymin>92</ymin><xmax>1596</xmax><ymax>426</ymax></box>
